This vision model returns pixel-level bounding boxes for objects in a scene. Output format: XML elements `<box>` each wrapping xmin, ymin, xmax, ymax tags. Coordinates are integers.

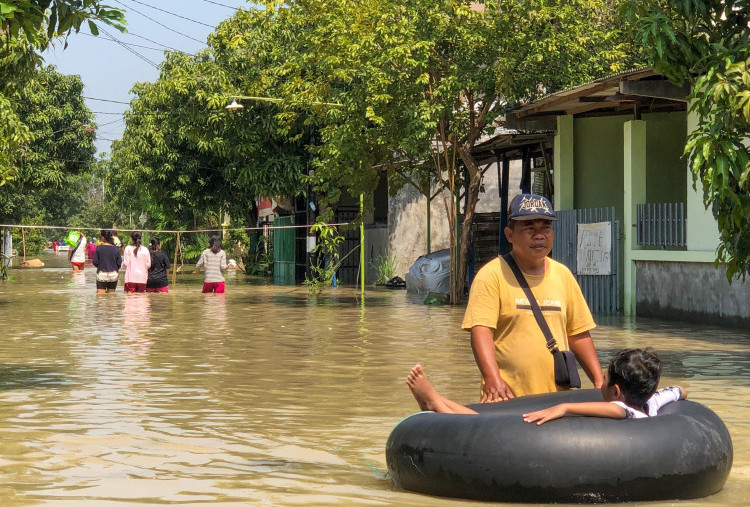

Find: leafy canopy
<box><xmin>629</xmin><ymin>0</ymin><xmax>750</xmax><ymax>280</ymax></box>
<box><xmin>0</xmin><ymin>0</ymin><xmax>125</xmax><ymax>49</ymax></box>
<box><xmin>0</xmin><ymin>65</ymin><xmax>97</xmax><ymax>237</ymax></box>
<box><xmin>257</xmin><ymin>0</ymin><xmax>634</xmax><ymax>299</ymax></box>
<box><xmin>0</xmin><ymin>0</ymin><xmax>125</xmax><ymax>189</ymax></box>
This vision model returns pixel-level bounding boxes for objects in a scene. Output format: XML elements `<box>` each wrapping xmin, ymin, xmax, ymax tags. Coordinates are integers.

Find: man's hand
<box><xmin>481</xmin><ymin>376</ymin><xmax>515</xmax><ymax>403</ymax></box>
<box><xmin>471</xmin><ymin>325</ymin><xmax>514</xmax><ymax>402</ymax></box>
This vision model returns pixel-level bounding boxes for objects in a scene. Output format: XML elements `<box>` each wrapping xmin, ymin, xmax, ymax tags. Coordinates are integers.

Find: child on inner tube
<box><xmin>406</xmin><ymin>348</ymin><xmax>687</xmax><ymax>423</ymax></box>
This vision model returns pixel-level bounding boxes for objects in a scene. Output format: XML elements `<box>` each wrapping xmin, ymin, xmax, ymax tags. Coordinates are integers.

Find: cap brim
<box><xmin>510</xmin><ymin>214</ymin><xmax>557</xmax><ymax>221</ymax></box>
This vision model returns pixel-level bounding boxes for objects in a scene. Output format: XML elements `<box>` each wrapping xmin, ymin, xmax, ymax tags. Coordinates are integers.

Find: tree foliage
<box><xmin>110</xmin><ymin>10</ymin><xmax>318</xmax><ymax>236</ymax></box>
<box><xmin>0</xmin><ymin>0</ymin><xmax>125</xmax><ymax>190</ymax></box>
<box><xmin>629</xmin><ymin>0</ymin><xmax>750</xmax><ymax>280</ymax></box>
<box><xmin>0</xmin><ymin>65</ymin><xmax>96</xmax><ymax>229</ymax></box>
<box><xmin>107</xmin><ymin>1</ymin><xmax>634</xmax><ymax>296</ymax></box>
<box><xmin>0</xmin><ymin>0</ymin><xmax>125</xmax><ymax>49</ymax></box>
<box><xmin>252</xmin><ymin>0</ymin><xmax>635</xmax><ymax>300</ymax></box>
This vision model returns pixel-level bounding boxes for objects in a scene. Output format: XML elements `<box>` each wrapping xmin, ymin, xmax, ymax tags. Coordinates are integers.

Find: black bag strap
<box><xmin>502</xmin><ymin>253</ymin><xmax>559</xmax><ymax>354</ymax></box>
<box><xmin>71</xmin><ymin>235</ymin><xmax>84</xmax><ymax>256</ymax></box>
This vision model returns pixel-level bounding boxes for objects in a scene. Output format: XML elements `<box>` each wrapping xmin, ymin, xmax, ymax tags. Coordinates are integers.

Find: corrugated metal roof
<box><xmin>520</xmin><ymin>67</ymin><xmax>652</xmax><ymax>106</ymax></box>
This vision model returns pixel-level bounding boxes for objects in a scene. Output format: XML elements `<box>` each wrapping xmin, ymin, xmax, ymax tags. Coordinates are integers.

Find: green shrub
<box><xmin>370</xmin><ymin>252</ymin><xmax>397</xmax><ymax>285</ymax></box>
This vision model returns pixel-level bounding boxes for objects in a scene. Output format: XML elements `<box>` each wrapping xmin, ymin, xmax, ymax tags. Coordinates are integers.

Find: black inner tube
<box><xmin>386</xmin><ymin>389</ymin><xmax>733</xmax><ymax>503</ymax></box>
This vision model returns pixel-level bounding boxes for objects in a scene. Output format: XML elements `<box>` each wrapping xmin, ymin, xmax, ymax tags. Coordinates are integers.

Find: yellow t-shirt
<box><xmin>461</xmin><ymin>256</ymin><xmax>595</xmax><ymax>397</ymax></box>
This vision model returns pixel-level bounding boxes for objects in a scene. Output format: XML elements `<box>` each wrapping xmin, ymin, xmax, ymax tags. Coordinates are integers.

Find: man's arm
<box><xmin>470</xmin><ymin>325</ymin><xmax>514</xmax><ymax>402</ymax></box>
<box><xmin>568</xmin><ymin>330</ymin><xmax>603</xmax><ymax>388</ymax></box>
<box><xmin>523</xmin><ymin>401</ymin><xmax>626</xmax><ymax>425</ymax></box>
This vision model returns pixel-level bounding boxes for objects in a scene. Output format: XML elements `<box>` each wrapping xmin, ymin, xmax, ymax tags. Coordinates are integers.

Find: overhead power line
<box><xmin>81</xmin><ymin>32</ymin><xmax>165</xmax><ymax>52</ymax></box>
<box><xmin>198</xmin><ymin>0</ymin><xmax>239</xmax><ymax>10</ymax></box>
<box><xmin>84</xmin><ymin>96</ymin><xmax>131</xmax><ymax>105</ymax></box>
<box><xmin>100</xmin><ymin>27</ymin><xmax>160</xmax><ymax>69</ymax></box>
<box><xmin>96</xmin><ymin>118</ymin><xmax>125</xmax><ymax>127</ymax></box>
<box><xmin>124</xmin><ymin>0</ymin><xmax>215</xmax><ymax>28</ymax></box>
<box><xmin>124</xmin><ymin>31</ymin><xmax>195</xmax><ymax>56</ymax></box>
<box><xmin>113</xmin><ymin>0</ymin><xmax>205</xmax><ymax>44</ymax></box>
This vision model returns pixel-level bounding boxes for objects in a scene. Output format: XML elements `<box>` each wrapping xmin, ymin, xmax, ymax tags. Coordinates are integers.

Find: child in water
<box><xmin>193</xmin><ymin>235</ymin><xmax>227</xmax><ymax>293</ymax></box>
<box><xmin>406</xmin><ymin>348</ymin><xmax>687</xmax><ymax>423</ymax></box>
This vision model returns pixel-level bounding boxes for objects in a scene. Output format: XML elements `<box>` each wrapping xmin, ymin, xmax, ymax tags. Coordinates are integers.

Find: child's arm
<box><xmin>523</xmin><ymin>402</ymin><xmax>627</xmax><ymax>425</ymax></box>
<box><xmin>646</xmin><ymin>385</ymin><xmax>687</xmax><ymax>415</ymax></box>
<box><xmin>192</xmin><ymin>252</ymin><xmax>205</xmax><ymax>274</ymax></box>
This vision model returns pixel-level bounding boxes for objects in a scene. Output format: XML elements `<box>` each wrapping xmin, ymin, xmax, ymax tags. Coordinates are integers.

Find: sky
<box><xmin>44</xmin><ymin>0</ymin><xmax>253</xmax><ymax>155</ymax></box>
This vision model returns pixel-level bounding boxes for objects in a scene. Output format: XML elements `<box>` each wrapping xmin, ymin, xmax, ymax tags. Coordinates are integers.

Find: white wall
<box><xmin>387</xmin><ymin>159</ymin><xmax>522</xmax><ymax>277</ymax></box>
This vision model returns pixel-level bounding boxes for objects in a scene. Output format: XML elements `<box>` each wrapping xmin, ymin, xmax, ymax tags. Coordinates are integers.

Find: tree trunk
<box><xmin>454</xmin><ymin>145</ymin><xmax>483</xmax><ymax>304</ymax></box>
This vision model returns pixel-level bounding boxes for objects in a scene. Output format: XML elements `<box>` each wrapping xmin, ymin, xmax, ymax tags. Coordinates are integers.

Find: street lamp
<box><xmin>225</xmin><ymin>95</ymin><xmax>342</xmax><ymax>109</ymax></box>
<box><xmin>225</xmin><ymin>99</ymin><xmax>243</xmax><ymax>111</ymax></box>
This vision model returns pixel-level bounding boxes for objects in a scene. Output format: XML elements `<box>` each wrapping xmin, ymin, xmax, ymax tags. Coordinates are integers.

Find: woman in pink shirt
<box><xmin>122</xmin><ymin>232</ymin><xmax>151</xmax><ymax>292</ymax></box>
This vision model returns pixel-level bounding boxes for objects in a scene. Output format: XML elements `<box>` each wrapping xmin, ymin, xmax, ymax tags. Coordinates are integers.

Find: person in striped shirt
<box><xmin>193</xmin><ymin>235</ymin><xmax>228</xmax><ymax>293</ymax></box>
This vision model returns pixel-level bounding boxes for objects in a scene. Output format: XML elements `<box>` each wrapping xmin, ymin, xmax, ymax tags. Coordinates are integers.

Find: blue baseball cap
<box><xmin>508</xmin><ymin>193</ymin><xmax>556</xmax><ymax>221</ymax></box>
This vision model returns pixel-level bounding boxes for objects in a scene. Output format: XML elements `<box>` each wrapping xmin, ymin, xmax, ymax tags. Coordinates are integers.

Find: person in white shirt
<box><xmin>68</xmin><ymin>233</ymin><xmax>87</xmax><ymax>271</ymax></box>
<box><xmin>193</xmin><ymin>235</ymin><xmax>228</xmax><ymax>293</ymax></box>
<box><xmin>523</xmin><ymin>348</ymin><xmax>687</xmax><ymax>424</ymax></box>
<box><xmin>405</xmin><ymin>348</ymin><xmax>686</xmax><ymax>421</ymax></box>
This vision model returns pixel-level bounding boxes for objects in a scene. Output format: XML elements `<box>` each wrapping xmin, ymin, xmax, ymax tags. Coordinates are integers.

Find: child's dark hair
<box><xmin>608</xmin><ymin>348</ymin><xmax>662</xmax><ymax>407</ymax></box>
<box><xmin>209</xmin><ymin>234</ymin><xmax>222</xmax><ymax>254</ymax></box>
<box><xmin>100</xmin><ymin>229</ymin><xmax>114</xmax><ymax>244</ymax></box>
<box><xmin>131</xmin><ymin>232</ymin><xmax>142</xmax><ymax>257</ymax></box>
<box><xmin>149</xmin><ymin>237</ymin><xmax>160</xmax><ymax>265</ymax></box>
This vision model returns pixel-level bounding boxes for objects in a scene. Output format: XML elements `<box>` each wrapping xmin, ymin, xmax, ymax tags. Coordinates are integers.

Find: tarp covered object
<box><xmin>405</xmin><ymin>249</ymin><xmax>450</xmax><ymax>295</ymax></box>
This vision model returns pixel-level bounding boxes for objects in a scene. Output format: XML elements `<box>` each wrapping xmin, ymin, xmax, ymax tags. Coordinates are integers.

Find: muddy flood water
<box><xmin>0</xmin><ymin>252</ymin><xmax>748</xmax><ymax>506</ymax></box>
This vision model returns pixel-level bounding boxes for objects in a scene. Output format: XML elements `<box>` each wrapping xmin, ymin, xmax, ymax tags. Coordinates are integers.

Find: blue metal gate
<box><xmin>551</xmin><ymin>207</ymin><xmax>621</xmax><ymax>315</ymax></box>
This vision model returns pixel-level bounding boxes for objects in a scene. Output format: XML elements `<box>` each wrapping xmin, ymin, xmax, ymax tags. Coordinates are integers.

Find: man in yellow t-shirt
<box><xmin>462</xmin><ymin>194</ymin><xmax>603</xmax><ymax>401</ymax></box>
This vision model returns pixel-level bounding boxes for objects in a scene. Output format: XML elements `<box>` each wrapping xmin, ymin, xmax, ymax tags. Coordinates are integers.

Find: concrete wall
<box><xmin>636</xmin><ymin>260</ymin><xmax>750</xmax><ymax>328</ymax></box>
<box><xmin>685</xmin><ymin>109</ymin><xmax>721</xmax><ymax>251</ymax></box>
<box><xmin>388</xmin><ymin>160</ymin><xmax>522</xmax><ymax>278</ymax></box>
<box><xmin>388</xmin><ymin>183</ymin><xmax>451</xmax><ymax>278</ymax></box>
<box><xmin>646</xmin><ymin>112</ymin><xmax>687</xmax><ymax>203</ymax></box>
<box><xmin>572</xmin><ymin>111</ymin><xmax>688</xmax><ymax>219</ymax></box>
<box><xmin>574</xmin><ymin>115</ymin><xmax>626</xmax><ymax>217</ymax></box>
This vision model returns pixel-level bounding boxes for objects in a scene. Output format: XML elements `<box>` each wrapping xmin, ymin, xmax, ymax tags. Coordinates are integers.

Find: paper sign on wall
<box><xmin>577</xmin><ymin>222</ymin><xmax>612</xmax><ymax>275</ymax></box>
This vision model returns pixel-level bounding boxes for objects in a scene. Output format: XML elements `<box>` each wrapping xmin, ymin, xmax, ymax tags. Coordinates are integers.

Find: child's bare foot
<box><xmin>406</xmin><ymin>364</ymin><xmax>446</xmax><ymax>412</ymax></box>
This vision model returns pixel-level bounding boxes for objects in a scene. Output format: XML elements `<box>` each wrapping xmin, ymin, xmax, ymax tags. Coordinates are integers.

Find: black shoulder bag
<box><xmin>502</xmin><ymin>253</ymin><xmax>581</xmax><ymax>389</ymax></box>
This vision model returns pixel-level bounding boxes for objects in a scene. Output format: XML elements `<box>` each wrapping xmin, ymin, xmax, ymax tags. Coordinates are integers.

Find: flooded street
<box><xmin>1</xmin><ymin>253</ymin><xmax>748</xmax><ymax>506</ymax></box>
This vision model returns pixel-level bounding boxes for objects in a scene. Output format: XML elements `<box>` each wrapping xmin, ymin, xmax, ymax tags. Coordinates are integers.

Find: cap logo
<box><xmin>518</xmin><ymin>196</ymin><xmax>552</xmax><ymax>215</ymax></box>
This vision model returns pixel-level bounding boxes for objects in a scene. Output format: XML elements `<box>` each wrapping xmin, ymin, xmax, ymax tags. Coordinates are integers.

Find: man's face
<box><xmin>505</xmin><ymin>219</ymin><xmax>554</xmax><ymax>263</ymax></box>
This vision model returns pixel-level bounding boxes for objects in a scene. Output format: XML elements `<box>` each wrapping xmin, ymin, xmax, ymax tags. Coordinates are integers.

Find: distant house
<box><xmin>508</xmin><ymin>68</ymin><xmax>750</xmax><ymax>327</ymax></box>
<box><xmin>257</xmin><ymin>197</ymin><xmax>278</xmax><ymax>224</ymax></box>
<box><xmin>384</xmin><ymin>129</ymin><xmax>552</xmax><ymax>283</ymax></box>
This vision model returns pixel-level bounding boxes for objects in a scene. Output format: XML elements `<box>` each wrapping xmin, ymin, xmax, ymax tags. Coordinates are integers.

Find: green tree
<box><xmin>629</xmin><ymin>0</ymin><xmax>750</xmax><ymax>280</ymax></box>
<box><xmin>0</xmin><ymin>66</ymin><xmax>96</xmax><ymax>230</ymax></box>
<box><xmin>0</xmin><ymin>38</ymin><xmax>37</xmax><ymax>187</ymax></box>
<box><xmin>0</xmin><ymin>0</ymin><xmax>125</xmax><ymax>186</ymax></box>
<box><xmin>262</xmin><ymin>0</ymin><xmax>634</xmax><ymax>302</ymax></box>
<box><xmin>0</xmin><ymin>0</ymin><xmax>125</xmax><ymax>188</ymax></box>
<box><xmin>109</xmin><ymin>33</ymin><xmax>312</xmax><ymax>236</ymax></box>
<box><xmin>0</xmin><ymin>0</ymin><xmax>125</xmax><ymax>48</ymax></box>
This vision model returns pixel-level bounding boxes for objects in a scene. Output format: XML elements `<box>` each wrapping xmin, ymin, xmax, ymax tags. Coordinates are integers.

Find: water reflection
<box><xmin>201</xmin><ymin>292</ymin><xmax>227</xmax><ymax>331</ymax></box>
<box><xmin>122</xmin><ymin>295</ymin><xmax>153</xmax><ymax>354</ymax></box>
<box><xmin>0</xmin><ymin>254</ymin><xmax>748</xmax><ymax>505</ymax></box>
